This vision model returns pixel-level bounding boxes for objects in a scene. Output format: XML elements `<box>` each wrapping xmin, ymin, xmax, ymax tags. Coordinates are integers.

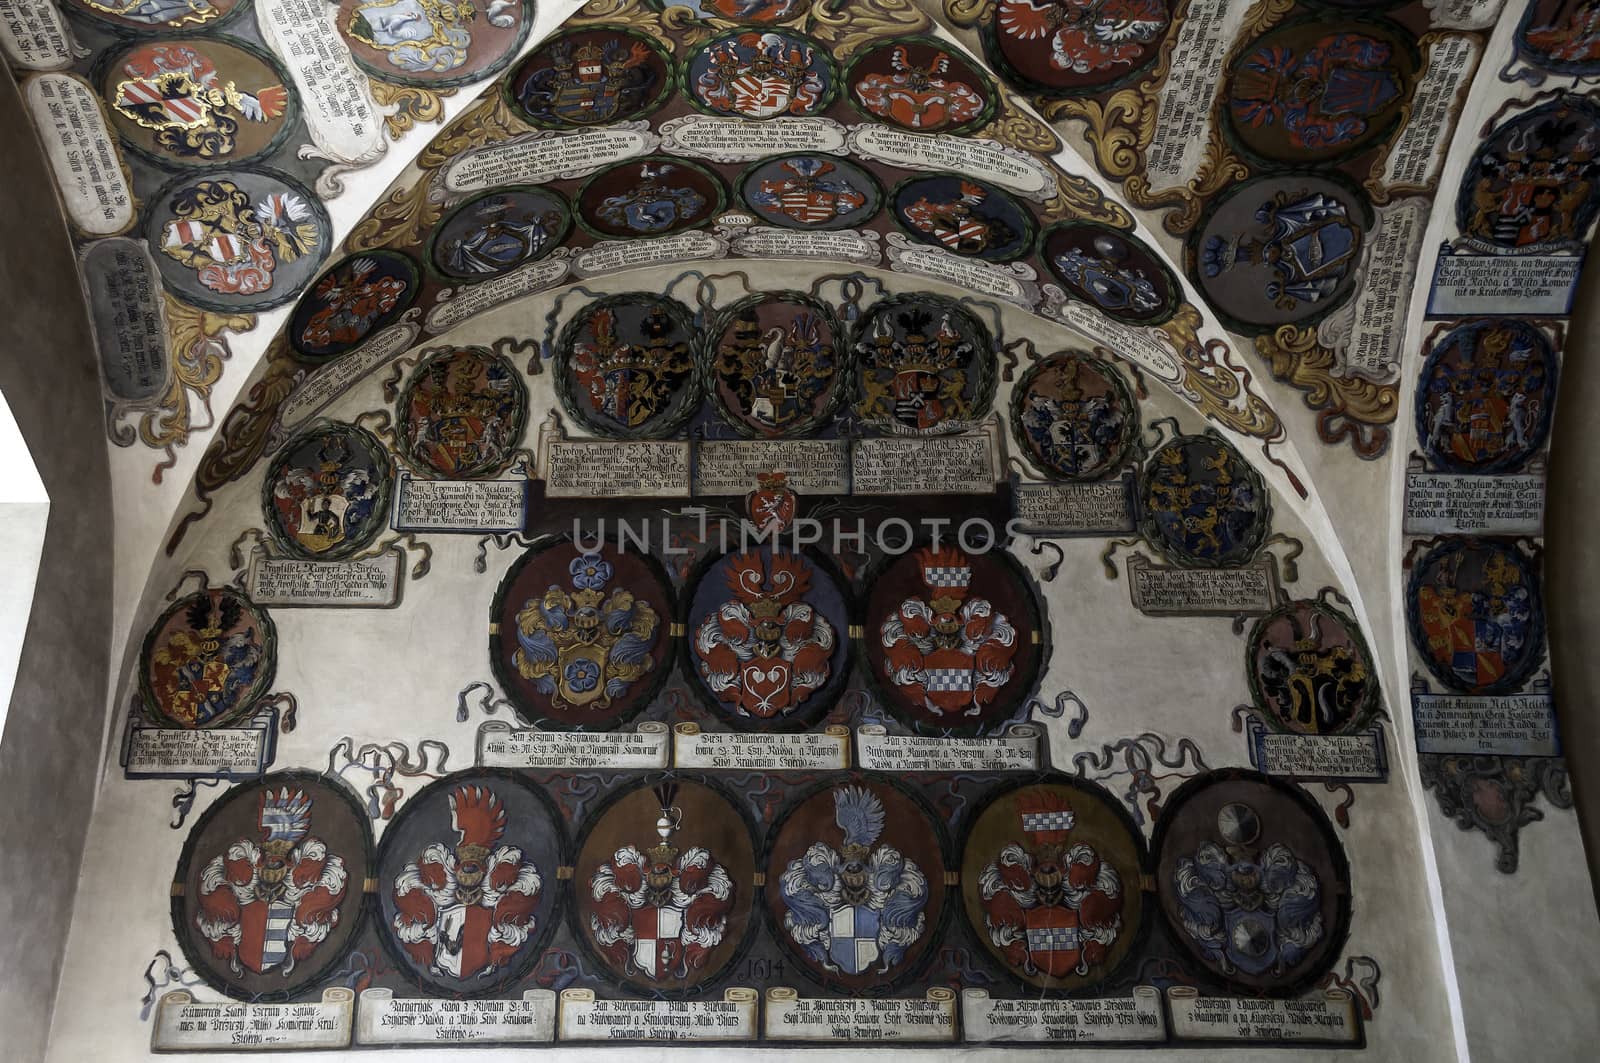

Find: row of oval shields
<box><xmin>171</xmin><ymin>769</ymin><xmax>1350</xmax><ymax>1005</ymax></box>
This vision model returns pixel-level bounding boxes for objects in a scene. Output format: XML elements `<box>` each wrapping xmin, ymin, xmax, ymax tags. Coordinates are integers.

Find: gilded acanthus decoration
<box><xmin>370</xmin><ymin>80</ymin><xmax>458</xmax><ymax>141</ymax></box>
<box><xmin>1255</xmin><ymin>328</ymin><xmax>1399</xmax><ymax>459</ymax></box>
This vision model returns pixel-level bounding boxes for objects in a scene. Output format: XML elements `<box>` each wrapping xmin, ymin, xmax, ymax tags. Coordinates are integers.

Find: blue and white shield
<box><xmin>828</xmin><ymin>904</ymin><xmax>880</xmax><ymax>974</ymax></box>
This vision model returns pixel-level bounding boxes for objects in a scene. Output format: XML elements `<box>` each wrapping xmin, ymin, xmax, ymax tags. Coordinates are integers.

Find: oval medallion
<box><xmin>374</xmin><ymin>770</ymin><xmax>565</xmax><ymax>996</ymax></box>
<box><xmin>102</xmin><ymin>38</ymin><xmax>296</xmax><ymax>170</ymax></box>
<box><xmin>960</xmin><ymin>779</ymin><xmax>1148</xmax><ymax>992</ymax></box>
<box><xmin>1041</xmin><ymin>221</ymin><xmax>1179</xmax><ymax>326</ymax></box>
<box><xmin>851</xmin><ymin>294</ymin><xmax>996</xmax><ymax>435</ymax></box>
<box><xmin>1138</xmin><ymin>434</ymin><xmax>1269</xmax><ymax>568</ymax></box>
<box><xmin>686</xmin><ymin>547</ymin><xmax>852</xmax><ymax>728</ymax></box>
<box><xmin>577</xmin><ymin>157</ymin><xmax>726</xmax><ymax>240</ymax></box>
<box><xmin>288</xmin><ymin>249</ymin><xmax>420</xmax><ymax>363</ymax></box>
<box><xmin>985</xmin><ymin>0</ymin><xmax>1173</xmax><ymax>97</ymax></box>
<box><xmin>172</xmin><ymin>772</ymin><xmax>373</xmax><ymax>1001</ymax></box>
<box><xmin>338</xmin><ymin>0</ymin><xmax>533</xmax><ymax>88</ymax></box>
<box><xmin>1011</xmin><ymin>352</ymin><xmax>1138</xmax><ymax>481</ymax></box>
<box><xmin>738</xmin><ymin>153</ymin><xmax>882</xmax><ymax>232</ymax></box>
<box><xmin>1416</xmin><ymin>320</ymin><xmax>1557</xmax><ymax>474</ymax></box>
<box><xmin>685</xmin><ymin>29</ymin><xmax>837</xmax><ymax>119</ymax></box>
<box><xmin>703</xmin><ymin>293</ymin><xmax>845</xmax><ymax>437</ymax></box>
<box><xmin>506</xmin><ymin>27</ymin><xmax>672</xmax><ymax>129</ymax></box>
<box><xmin>892</xmin><ymin>173</ymin><xmax>1035</xmax><ymax>262</ymax></box>
<box><xmin>572</xmin><ymin>777</ymin><xmax>757</xmax><ymax>994</ymax></box>
<box><xmin>766</xmin><ymin>778</ymin><xmax>948</xmax><ymax>992</ymax></box>
<box><xmin>1153</xmin><ymin>771</ymin><xmax>1350</xmax><ymax>996</ymax></box>
<box><xmin>1407</xmin><ymin>539</ymin><xmax>1544</xmax><ymax>695</ymax></box>
<box><xmin>140</xmin><ymin>587</ymin><xmax>276</xmax><ymax>729</ymax></box>
<box><xmin>263</xmin><ymin>423</ymin><xmax>393</xmax><ymax>562</ymax></box>
<box><xmin>428</xmin><ymin>187</ymin><xmax>572</xmax><ymax>282</ymax></box>
<box><xmin>490</xmin><ymin>539</ymin><xmax>675</xmax><ymax>730</ymax></box>
<box><xmin>1517</xmin><ymin>1</ymin><xmax>1600</xmax><ymax>76</ymax></box>
<box><xmin>556</xmin><ymin>293</ymin><xmax>700</xmax><ymax>439</ymax></box>
<box><xmin>397</xmin><ymin>345</ymin><xmax>528</xmax><ymax>478</ymax></box>
<box><xmin>1247</xmin><ymin>599</ymin><xmax>1378</xmax><ymax>735</ymax></box>
<box><xmin>862</xmin><ymin>545</ymin><xmax>1044</xmax><ymax>734</ymax></box>
<box><xmin>846</xmin><ymin>37</ymin><xmax>996</xmax><ymax>133</ymax></box>
<box><xmin>1456</xmin><ymin>97</ymin><xmax>1600</xmax><ymax>254</ymax></box>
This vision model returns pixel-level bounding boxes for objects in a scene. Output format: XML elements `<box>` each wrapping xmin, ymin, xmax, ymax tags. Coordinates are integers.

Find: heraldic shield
<box><xmin>172</xmin><ymin>773</ymin><xmax>372</xmax><ymax>1001</ymax></box>
<box><xmin>376</xmin><ymin>771</ymin><xmax>564</xmax><ymax>995</ymax></box>
<box><xmin>573</xmin><ymin>779</ymin><xmax>756</xmax><ymax>994</ymax></box>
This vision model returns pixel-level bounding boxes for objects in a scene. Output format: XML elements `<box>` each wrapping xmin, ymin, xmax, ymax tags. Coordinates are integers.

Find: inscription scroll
<box><xmin>1378</xmin><ymin>35</ymin><xmax>1478</xmax><ymax>192</ymax></box>
<box><xmin>393</xmin><ymin>476</ymin><xmax>526</xmax><ymax>534</ymax></box>
<box><xmin>855</xmin><ymin>725</ymin><xmax>1039</xmax><ymax>773</ymax></box>
<box><xmin>694</xmin><ymin>439</ymin><xmax>849</xmax><ymax>496</ymax></box>
<box><xmin>573</xmin><ymin>230</ymin><xmax>730</xmax><ymax>278</ymax></box>
<box><xmin>25</xmin><ymin>73</ymin><xmax>133</xmax><ymax>236</ymax></box>
<box><xmin>476</xmin><ymin>721</ymin><xmax>670</xmax><ymax>770</ymax></box>
<box><xmin>1012</xmin><ymin>475</ymin><xmax>1136</xmax><ymax>536</ymax></box>
<box><xmin>729</xmin><ymin>227</ymin><xmax>881</xmax><ymax>266</ymax></box>
<box><xmin>1316</xmin><ymin>198</ymin><xmax>1427</xmax><ymax>382</ymax></box>
<box><xmin>885</xmin><ymin>236</ymin><xmax>1039</xmax><ymax>308</ymax></box>
<box><xmin>122</xmin><ymin>707</ymin><xmax>277</xmax><ymax>780</ymax></box>
<box><xmin>1166</xmin><ymin>987</ymin><xmax>1361</xmax><ymax>1044</ymax></box>
<box><xmin>542</xmin><ymin>441</ymin><xmax>691</xmax><ymax>498</ymax></box>
<box><xmin>355</xmin><ymin>989</ymin><xmax>555</xmax><ymax>1045</ymax></box>
<box><xmin>151</xmin><ymin>988</ymin><xmax>354</xmax><ymax>1051</ymax></box>
<box><xmin>1041</xmin><ymin>292</ymin><xmax>1182</xmax><ymax>384</ymax></box>
<box><xmin>247</xmin><ymin>549</ymin><xmax>403</xmax><ymax>608</ymax></box>
<box><xmin>280</xmin><ymin>322</ymin><xmax>421</xmax><ymax>428</ymax></box>
<box><xmin>847</xmin><ymin>127</ymin><xmax>1055</xmax><ymax>201</ymax></box>
<box><xmin>425</xmin><ymin>258</ymin><xmax>572</xmax><ymax>332</ymax></box>
<box><xmin>1403</xmin><ymin>472</ymin><xmax>1545</xmax><ymax>536</ymax></box>
<box><xmin>0</xmin><ymin>0</ymin><xmax>73</xmax><ymax>70</ymax></box>
<box><xmin>674</xmin><ymin>725</ymin><xmax>850</xmax><ymax>771</ymax></box>
<box><xmin>558</xmin><ymin>988</ymin><xmax>758</xmax><ymax>1041</ymax></box>
<box><xmin>659</xmin><ymin>115</ymin><xmax>847</xmax><ymax>162</ymax></box>
<box><xmin>1143</xmin><ymin>0</ymin><xmax>1247</xmax><ymax>193</ymax></box>
<box><xmin>1244</xmin><ymin>719</ymin><xmax>1388</xmax><ymax>781</ymax></box>
<box><xmin>764</xmin><ymin>987</ymin><xmax>957</xmax><ymax>1042</ymax></box>
<box><xmin>961</xmin><ymin>988</ymin><xmax>1166</xmax><ymax>1044</ymax></box>
<box><xmin>80</xmin><ymin>238</ymin><xmax>170</xmax><ymax>404</ymax></box>
<box><xmin>1427</xmin><ymin>252</ymin><xmax>1583</xmax><ymax>317</ymax></box>
<box><xmin>445</xmin><ymin>126</ymin><xmax>659</xmax><ymax>191</ymax></box>
<box><xmin>255</xmin><ymin>0</ymin><xmax>383</xmax><ymax>166</ymax></box>
<box><xmin>851</xmin><ymin>432</ymin><xmax>1001</xmax><ymax>495</ymax></box>
<box><xmin>1126</xmin><ymin>555</ymin><xmax>1279</xmax><ymax>616</ymax></box>
<box><xmin>1413</xmin><ymin>691</ymin><xmax>1560</xmax><ymax>757</ymax></box>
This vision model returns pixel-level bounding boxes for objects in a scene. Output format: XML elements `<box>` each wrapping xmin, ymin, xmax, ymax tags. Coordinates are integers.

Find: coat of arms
<box><xmin>853</xmin><ymin>46</ymin><xmax>986</xmax><ymax>130</ymax></box>
<box><xmin>879</xmin><ymin>547</ymin><xmax>1020</xmax><ymax>717</ymax></box>
<box><xmin>83</xmin><ymin>0</ymin><xmax>226</xmax><ymax>27</ymax></box>
<box><xmin>347</xmin><ymin>0</ymin><xmax>518</xmax><ymax>75</ymax></box>
<box><xmin>712</xmin><ymin>301</ymin><xmax>834</xmax><ymax>432</ymax></box>
<box><xmin>589</xmin><ymin>784</ymin><xmax>736</xmax><ymax>981</ymax></box>
<box><xmin>1201</xmin><ymin>190</ymin><xmax>1359</xmax><ymax>314</ymax></box>
<box><xmin>149</xmin><ymin>591</ymin><xmax>268</xmax><ymax>728</ymax></box>
<box><xmin>979</xmin><ymin>790</ymin><xmax>1124</xmax><ymax>978</ymax></box>
<box><xmin>1051</xmin><ymin>243</ymin><xmax>1162</xmax><ymax>317</ymax></box>
<box><xmin>1173</xmin><ymin>802</ymin><xmax>1324</xmax><ymax>978</ymax></box>
<box><xmin>1141</xmin><ymin>437</ymin><xmax>1266</xmax><ymax>567</ymax></box>
<box><xmin>298</xmin><ymin>257</ymin><xmax>411</xmax><ymax>353</ymax></box>
<box><xmin>1230</xmin><ymin>32</ymin><xmax>1403</xmax><ymax>153</ymax></box>
<box><xmin>996</xmin><ymin>0</ymin><xmax>1169</xmax><ymax>77</ymax></box>
<box><xmin>1017</xmin><ymin>359</ymin><xmax>1131</xmax><ymax>479</ymax></box>
<box><xmin>269</xmin><ymin>433</ymin><xmax>383</xmax><ymax>558</ymax></box>
<box><xmin>595</xmin><ymin>162</ymin><xmax>708</xmax><ymax>235</ymax></box>
<box><xmin>746</xmin><ymin>471</ymin><xmax>796</xmax><ymax>535</ymax></box>
<box><xmin>513</xmin><ymin>551</ymin><xmax>662</xmax><ymax>712</ymax></box>
<box><xmin>159</xmin><ymin>179</ymin><xmax>319</xmax><ymax>297</ymax></box>
<box><xmin>693</xmin><ymin>550</ymin><xmax>836</xmax><ymax>720</ymax></box>
<box><xmin>900</xmin><ymin>180</ymin><xmax>1018</xmax><ymax>257</ymax></box>
<box><xmin>436</xmin><ymin>193</ymin><xmax>564</xmax><ymax>277</ymax></box>
<box><xmin>391</xmin><ymin>785</ymin><xmax>542</xmax><ymax>980</ymax></box>
<box><xmin>1415</xmin><ymin>545</ymin><xmax>1536</xmax><ymax>693</ymax></box>
<box><xmin>1464</xmin><ymin>105</ymin><xmax>1600</xmax><ymax>252</ymax></box>
<box><xmin>748</xmin><ymin>157</ymin><xmax>868</xmax><ymax>228</ymax></box>
<box><xmin>1419</xmin><ymin>322</ymin><xmax>1552</xmax><ymax>473</ymax></box>
<box><xmin>694</xmin><ymin>31</ymin><xmax>825</xmax><ymax>118</ymax></box>
<box><xmin>517</xmin><ymin>32</ymin><xmax>659</xmax><ymax>125</ymax></box>
<box><xmin>195</xmin><ymin>788</ymin><xmax>349</xmax><ymax>977</ymax></box>
<box><xmin>777</xmin><ymin>787</ymin><xmax>930</xmax><ymax>976</ymax></box>
<box><xmin>113</xmin><ymin>44</ymin><xmax>287</xmax><ymax>161</ymax></box>
<box><xmin>570</xmin><ymin>303</ymin><xmax>693</xmax><ymax>428</ymax></box>
<box><xmin>1252</xmin><ymin>603</ymin><xmax>1373</xmax><ymax>735</ymax></box>
<box><xmin>854</xmin><ymin>306</ymin><xmax>979</xmax><ymax>433</ymax></box>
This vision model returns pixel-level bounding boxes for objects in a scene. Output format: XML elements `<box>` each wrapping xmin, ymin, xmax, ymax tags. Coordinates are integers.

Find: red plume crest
<box><xmin>726</xmin><ymin>550</ymin><xmax>812</xmax><ymax>607</ymax></box>
<box><xmin>449</xmin><ymin>786</ymin><xmax>507</xmax><ymax>849</ymax></box>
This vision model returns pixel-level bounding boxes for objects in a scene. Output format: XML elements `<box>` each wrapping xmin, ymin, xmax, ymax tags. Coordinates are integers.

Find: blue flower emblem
<box><xmin>565</xmin><ymin>658</ymin><xmax>600</xmax><ymax>693</ymax></box>
<box><xmin>569</xmin><ymin>553</ymin><xmax>613</xmax><ymax>590</ymax></box>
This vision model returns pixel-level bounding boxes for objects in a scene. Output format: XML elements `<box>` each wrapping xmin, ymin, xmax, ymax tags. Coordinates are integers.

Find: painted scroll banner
<box><xmin>151</xmin><ymin>988</ymin><xmax>355</xmax><ymax>1051</ymax></box>
<box><xmin>355</xmin><ymin>989</ymin><xmax>556</xmax><ymax>1045</ymax></box>
<box><xmin>24</xmin><ymin>73</ymin><xmax>132</xmax><ymax>236</ymax></box>
<box><xmin>764</xmin><ymin>987</ymin><xmax>958</xmax><ymax>1042</ymax></box>
<box><xmin>729</xmin><ymin>227</ymin><xmax>882</xmax><ymax>266</ymax></box>
<box><xmin>279</xmin><ymin>322</ymin><xmax>421</xmax><ymax>428</ymax></box>
<box><xmin>961</xmin><ymin>987</ymin><xmax>1166</xmax><ymax>1044</ymax></box>
<box><xmin>1403</xmin><ymin>473</ymin><xmax>1545</xmax><ymax>536</ymax></box>
<box><xmin>855</xmin><ymin>725</ymin><xmax>1040</xmax><ymax>772</ymax></box>
<box><xmin>659</xmin><ymin>115</ymin><xmax>847</xmax><ymax>162</ymax></box>
<box><xmin>1244</xmin><ymin>719</ymin><xmax>1389</xmax><ymax>781</ymax></box>
<box><xmin>247</xmin><ymin>549</ymin><xmax>403</xmax><ymax>608</ymax></box>
<box><xmin>1040</xmin><ymin>292</ymin><xmax>1183</xmax><ymax>385</ymax></box>
<box><xmin>694</xmin><ymin>439</ymin><xmax>850</xmax><ymax>496</ymax></box>
<box><xmin>0</xmin><ymin>0</ymin><xmax>73</xmax><ymax>70</ymax></box>
<box><xmin>1143</xmin><ymin>0</ymin><xmax>1249</xmax><ymax>193</ymax></box>
<box><xmin>80</xmin><ymin>238</ymin><xmax>170</xmax><ymax>404</ymax></box>
<box><xmin>1166</xmin><ymin>987</ymin><xmax>1361</xmax><ymax>1044</ymax></box>
<box><xmin>558</xmin><ymin>988</ymin><xmax>758</xmax><ymax>1041</ymax></box>
<box><xmin>1426</xmin><ymin>251</ymin><xmax>1584</xmax><ymax>317</ymax></box>
<box><xmin>1126</xmin><ymin>555</ymin><xmax>1280</xmax><ymax>616</ymax></box>
<box><xmin>572</xmin><ymin>230</ymin><xmax>730</xmax><ymax>279</ymax></box>
<box><xmin>122</xmin><ymin>707</ymin><xmax>277</xmax><ymax>779</ymax></box>
<box><xmin>847</xmin><ymin>127</ymin><xmax>1056</xmax><ymax>202</ymax></box>
<box><xmin>476</xmin><ymin>721</ymin><xmax>671</xmax><ymax>770</ymax></box>
<box><xmin>255</xmin><ymin>0</ymin><xmax>383</xmax><ymax>166</ymax></box>
<box><xmin>884</xmin><ymin>236</ymin><xmax>1039</xmax><ymax>308</ymax></box>
<box><xmin>444</xmin><ymin>125</ymin><xmax>660</xmax><ymax>191</ymax></box>
<box><xmin>1316</xmin><ymin>198</ymin><xmax>1428</xmax><ymax>382</ymax></box>
<box><xmin>1378</xmin><ymin>35</ymin><xmax>1478</xmax><ymax>191</ymax></box>
<box><xmin>1413</xmin><ymin>691</ymin><xmax>1561</xmax><ymax>756</ymax></box>
<box><xmin>541</xmin><ymin>441</ymin><xmax>692</xmax><ymax>498</ymax></box>
<box><xmin>1012</xmin><ymin>476</ymin><xmax>1137</xmax><ymax>536</ymax></box>
<box><xmin>673</xmin><ymin>725</ymin><xmax>851</xmax><ymax>771</ymax></box>
<box><xmin>393</xmin><ymin>476</ymin><xmax>527</xmax><ymax>534</ymax></box>
<box><xmin>851</xmin><ymin>430</ymin><xmax>1002</xmax><ymax>495</ymax></box>
<box><xmin>425</xmin><ymin>258</ymin><xmax>572</xmax><ymax>332</ymax></box>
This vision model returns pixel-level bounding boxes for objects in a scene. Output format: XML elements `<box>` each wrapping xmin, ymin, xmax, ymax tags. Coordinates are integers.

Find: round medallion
<box><xmin>891</xmin><ymin>174</ymin><xmax>1035</xmax><ymax>262</ymax></box>
<box><xmin>1456</xmin><ymin>97</ymin><xmax>1600</xmax><ymax>254</ymax></box>
<box><xmin>1040</xmin><ymin>221</ymin><xmax>1179</xmax><ymax>326</ymax></box>
<box><xmin>171</xmin><ymin>772</ymin><xmax>373</xmax><ymax>1001</ymax></box>
<box><xmin>1247</xmin><ymin>600</ymin><xmax>1378</xmax><ymax>736</ymax></box>
<box><xmin>984</xmin><ymin>0</ymin><xmax>1173</xmax><ymax>97</ymax></box>
<box><xmin>1407</xmin><ymin>539</ymin><xmax>1544</xmax><ymax>696</ymax></box>
<box><xmin>337</xmin><ymin>0</ymin><xmax>533</xmax><ymax>88</ymax></box>
<box><xmin>556</xmin><ymin>293</ymin><xmax>700</xmax><ymax>439</ymax></box>
<box><xmin>685</xmin><ymin>547</ymin><xmax>852</xmax><ymax>729</ymax></box>
<box><xmin>851</xmin><ymin>294</ymin><xmax>996</xmax><ymax>436</ymax></box>
<box><xmin>101</xmin><ymin>38</ymin><xmax>296</xmax><ymax>170</ymax></box>
<box><xmin>1153</xmin><ymin>771</ymin><xmax>1350</xmax><ymax>996</ymax></box>
<box><xmin>66</xmin><ymin>0</ymin><xmax>243</xmax><ymax>33</ymax></box>
<box><xmin>738</xmin><ymin>153</ymin><xmax>882</xmax><ymax>232</ymax></box>
<box><xmin>428</xmin><ymin>187</ymin><xmax>572</xmax><ymax>282</ymax></box>
<box><xmin>489</xmin><ymin>539</ymin><xmax>676</xmax><ymax>730</ymax></box>
<box><xmin>506</xmin><ymin>27</ymin><xmax>672</xmax><ymax>129</ymax></box>
<box><xmin>645</xmin><ymin>0</ymin><xmax>805</xmax><ymax>22</ymax></box>
<box><xmin>140</xmin><ymin>587</ymin><xmax>276</xmax><ymax>729</ymax></box>
<box><xmin>576</xmin><ymin>157</ymin><xmax>726</xmax><ymax>240</ymax></box>
<box><xmin>1138</xmin><ymin>433</ymin><xmax>1269</xmax><ymax>568</ymax></box>
<box><xmin>862</xmin><ymin>545</ymin><xmax>1044</xmax><ymax>735</ymax></box>
<box><xmin>288</xmin><ymin>249</ymin><xmax>420</xmax><ymax>363</ymax></box>
<box><xmin>1416</xmin><ymin>320</ymin><xmax>1556</xmax><ymax>474</ymax></box>
<box><xmin>1222</xmin><ymin>19</ymin><xmax>1418</xmax><ymax>166</ymax></box>
<box><xmin>1517</xmin><ymin>1</ymin><xmax>1600</xmax><ymax>76</ymax></box>
<box><xmin>1011</xmin><ymin>352</ymin><xmax>1138</xmax><ymax>481</ymax></box>
<box><xmin>571</xmin><ymin>777</ymin><xmax>758</xmax><ymax>995</ymax></box>
<box><xmin>765</xmin><ymin>778</ymin><xmax>948</xmax><ymax>992</ymax></box>
<box><xmin>263</xmin><ymin>423</ymin><xmax>393</xmax><ymax>562</ymax></box>
<box><xmin>374</xmin><ymin>770</ymin><xmax>565</xmax><ymax>996</ymax></box>
<box><xmin>1191</xmin><ymin>175</ymin><xmax>1371</xmax><ymax>332</ymax></box>
<box><xmin>959</xmin><ymin>779</ymin><xmax>1148</xmax><ymax>992</ymax></box>
<box><xmin>702</xmin><ymin>293</ymin><xmax>845</xmax><ymax>438</ymax></box>
<box><xmin>845</xmin><ymin>37</ymin><xmax>996</xmax><ymax>133</ymax></box>
<box><xmin>684</xmin><ymin>29</ymin><xmax>837</xmax><ymax>119</ymax></box>
<box><xmin>145</xmin><ymin>168</ymin><xmax>330</xmax><ymax>313</ymax></box>
<box><xmin>397</xmin><ymin>345</ymin><xmax>528</xmax><ymax>478</ymax></box>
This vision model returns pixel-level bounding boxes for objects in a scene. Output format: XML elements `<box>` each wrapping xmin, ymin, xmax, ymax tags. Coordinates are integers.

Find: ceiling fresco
<box><xmin>3</xmin><ymin>0</ymin><xmax>1598</xmax><ymax>1059</ymax></box>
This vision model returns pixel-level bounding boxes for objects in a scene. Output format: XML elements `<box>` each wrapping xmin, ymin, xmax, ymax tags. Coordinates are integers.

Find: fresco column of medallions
<box><xmin>941</xmin><ymin>0</ymin><xmax>1504</xmax><ymax>458</ymax></box>
<box><xmin>1</xmin><ymin>0</ymin><xmax>539</xmax><ymax>468</ymax></box>
<box><xmin>1396</xmin><ymin>78</ymin><xmax>1600</xmax><ymax>871</ymax></box>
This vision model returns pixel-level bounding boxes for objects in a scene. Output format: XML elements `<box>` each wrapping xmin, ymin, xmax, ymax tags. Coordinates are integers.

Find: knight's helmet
<box><xmin>257</xmin><ymin>787</ymin><xmax>313</xmax><ymax>874</ymax></box>
<box><xmin>647</xmin><ymin>783</ymin><xmax>682</xmax><ymax>891</ymax></box>
<box><xmin>833</xmin><ymin>786</ymin><xmax>886</xmax><ymax>869</ymax></box>
<box><xmin>1017</xmin><ymin>789</ymin><xmax>1075</xmax><ymax>886</ymax></box>
<box><xmin>449</xmin><ymin>785</ymin><xmax>507</xmax><ymax>880</ymax></box>
<box><xmin>916</xmin><ymin>546</ymin><xmax>972</xmax><ymax>631</ymax></box>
